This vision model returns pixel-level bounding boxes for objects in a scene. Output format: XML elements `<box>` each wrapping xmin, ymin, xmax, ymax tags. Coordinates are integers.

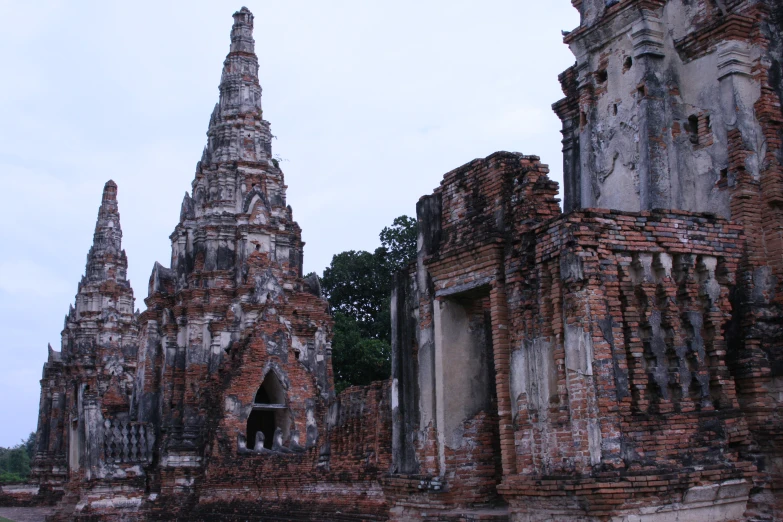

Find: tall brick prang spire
<box><xmin>131</xmin><ymin>8</ymin><xmax>333</xmax><ymax>502</ymax></box>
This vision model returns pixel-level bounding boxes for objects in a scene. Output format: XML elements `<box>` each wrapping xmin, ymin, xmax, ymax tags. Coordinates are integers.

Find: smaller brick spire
<box><xmin>62</xmin><ymin>180</ymin><xmax>136</xmax><ymax>362</ymax></box>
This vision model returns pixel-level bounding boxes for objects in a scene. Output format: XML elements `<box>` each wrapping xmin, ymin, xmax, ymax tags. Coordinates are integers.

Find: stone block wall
<box><xmin>0</xmin><ymin>485</ymin><xmax>48</xmax><ymax>507</ymax></box>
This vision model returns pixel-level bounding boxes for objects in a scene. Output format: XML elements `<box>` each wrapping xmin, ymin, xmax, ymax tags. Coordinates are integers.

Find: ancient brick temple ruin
<box><xmin>20</xmin><ymin>8</ymin><xmax>391</xmax><ymax>520</ymax></box>
<box><xmin>2</xmin><ymin>1</ymin><xmax>782</xmax><ymax>521</ymax></box>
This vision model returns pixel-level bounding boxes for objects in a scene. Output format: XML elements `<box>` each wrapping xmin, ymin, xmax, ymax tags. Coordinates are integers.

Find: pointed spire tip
<box><xmin>102</xmin><ymin>180</ymin><xmax>118</xmax><ymax>201</ymax></box>
<box><xmin>233</xmin><ymin>6</ymin><xmax>254</xmax><ymax>20</ymax></box>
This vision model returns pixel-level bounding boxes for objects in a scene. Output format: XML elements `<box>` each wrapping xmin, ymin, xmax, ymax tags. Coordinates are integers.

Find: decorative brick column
<box><xmin>489</xmin><ymin>281</ymin><xmax>516</xmax><ymax>478</ymax></box>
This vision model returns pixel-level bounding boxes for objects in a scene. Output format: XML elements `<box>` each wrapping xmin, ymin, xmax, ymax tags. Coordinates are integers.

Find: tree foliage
<box><xmin>0</xmin><ymin>432</ymin><xmax>35</xmax><ymax>483</ymax></box>
<box><xmin>379</xmin><ymin>215</ymin><xmax>418</xmax><ymax>274</ymax></box>
<box><xmin>330</xmin><ymin>312</ymin><xmax>391</xmax><ymax>390</ymax></box>
<box><xmin>321</xmin><ymin>215</ymin><xmax>417</xmax><ymax>392</ymax></box>
<box><xmin>322</xmin><ymin>250</ymin><xmax>391</xmax><ymax>341</ymax></box>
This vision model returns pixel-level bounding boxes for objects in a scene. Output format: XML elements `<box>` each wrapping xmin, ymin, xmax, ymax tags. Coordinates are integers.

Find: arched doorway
<box><xmin>246</xmin><ymin>371</ymin><xmax>289</xmax><ymax>450</ymax></box>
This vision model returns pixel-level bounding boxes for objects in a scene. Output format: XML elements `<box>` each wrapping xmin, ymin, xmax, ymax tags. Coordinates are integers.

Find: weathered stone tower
<box><xmin>553</xmin><ymin>0</ymin><xmax>783</xmax><ymax>218</ymax></box>
<box><xmin>122</xmin><ymin>7</ymin><xmax>389</xmax><ymax>519</ymax></box>
<box><xmin>130</xmin><ymin>2</ymin><xmax>332</xmax><ymax>506</ymax></box>
<box><xmin>32</xmin><ymin>180</ymin><xmax>141</xmax><ymax>501</ymax></box>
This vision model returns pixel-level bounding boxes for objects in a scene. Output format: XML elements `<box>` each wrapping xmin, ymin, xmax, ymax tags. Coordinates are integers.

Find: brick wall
<box><xmin>390</xmin><ymin>151</ymin><xmax>758</xmax><ymax>520</ymax></box>
<box><xmin>190</xmin><ymin>380</ymin><xmax>392</xmax><ymax>520</ymax></box>
<box><xmin>500</xmin><ymin>209</ymin><xmax>753</xmax><ymax>516</ymax></box>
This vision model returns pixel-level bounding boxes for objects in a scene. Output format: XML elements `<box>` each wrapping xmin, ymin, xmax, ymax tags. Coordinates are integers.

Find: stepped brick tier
<box><xmin>7</xmin><ymin>1</ymin><xmax>781</xmax><ymax>521</ymax></box>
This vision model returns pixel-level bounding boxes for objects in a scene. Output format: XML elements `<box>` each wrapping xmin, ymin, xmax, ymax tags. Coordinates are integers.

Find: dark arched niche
<box><xmin>246</xmin><ymin>371</ymin><xmax>289</xmax><ymax>450</ymax></box>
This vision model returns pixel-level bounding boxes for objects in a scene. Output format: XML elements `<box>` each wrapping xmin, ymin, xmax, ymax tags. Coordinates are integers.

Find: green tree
<box><xmin>0</xmin><ymin>433</ymin><xmax>36</xmax><ymax>483</ymax></box>
<box><xmin>322</xmin><ymin>215</ymin><xmax>417</xmax><ymax>392</ymax></box>
<box><xmin>0</xmin><ymin>444</ymin><xmax>31</xmax><ymax>484</ymax></box>
<box><xmin>330</xmin><ymin>313</ymin><xmax>391</xmax><ymax>392</ymax></box>
<box><xmin>379</xmin><ymin>215</ymin><xmax>418</xmax><ymax>273</ymax></box>
<box><xmin>24</xmin><ymin>432</ymin><xmax>36</xmax><ymax>460</ymax></box>
<box><xmin>322</xmin><ymin>249</ymin><xmax>391</xmax><ymax>341</ymax></box>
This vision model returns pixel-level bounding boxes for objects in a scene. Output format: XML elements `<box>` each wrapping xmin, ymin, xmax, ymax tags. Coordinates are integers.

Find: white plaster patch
<box><xmin>90</xmin><ymin>496</ymin><xmax>143</xmax><ymax>510</ymax></box>
<box><xmin>391</xmin><ymin>378</ymin><xmax>399</xmax><ymax>411</ymax></box>
<box><xmin>161</xmin><ymin>454</ymin><xmax>202</xmax><ymax>468</ymax></box>
<box><xmin>564</xmin><ymin>324</ymin><xmax>594</xmax><ymax>376</ymax></box>
<box><xmin>0</xmin><ymin>485</ymin><xmax>39</xmax><ymax>495</ymax></box>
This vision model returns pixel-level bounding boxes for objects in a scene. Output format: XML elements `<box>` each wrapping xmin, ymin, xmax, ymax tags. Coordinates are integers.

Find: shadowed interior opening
<box><xmin>247</xmin><ymin>410</ymin><xmax>275</xmax><ymax>449</ymax></box>
<box><xmin>247</xmin><ymin>371</ymin><xmax>289</xmax><ymax>450</ymax></box>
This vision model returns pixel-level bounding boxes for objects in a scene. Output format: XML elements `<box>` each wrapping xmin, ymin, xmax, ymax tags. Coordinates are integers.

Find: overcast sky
<box><xmin>0</xmin><ymin>1</ymin><xmax>579</xmax><ymax>447</ymax></box>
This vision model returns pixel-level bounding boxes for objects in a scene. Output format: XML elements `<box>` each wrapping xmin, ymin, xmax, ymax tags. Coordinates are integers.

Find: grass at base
<box><xmin>0</xmin><ymin>517</ymin><xmax>15</xmax><ymax>522</ymax></box>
